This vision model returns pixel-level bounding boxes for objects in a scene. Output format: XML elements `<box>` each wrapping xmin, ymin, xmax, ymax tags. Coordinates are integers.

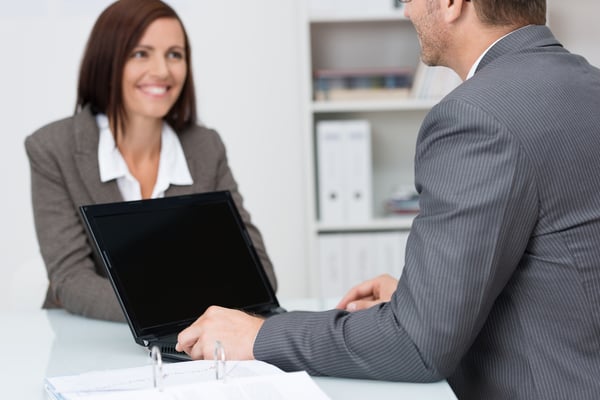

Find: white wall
<box><xmin>547</xmin><ymin>0</ymin><xmax>600</xmax><ymax>68</ymax></box>
<box><xmin>0</xmin><ymin>0</ymin><xmax>307</xmax><ymax>311</ymax></box>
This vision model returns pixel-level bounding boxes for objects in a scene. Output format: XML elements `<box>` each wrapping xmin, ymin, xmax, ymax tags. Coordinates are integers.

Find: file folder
<box><xmin>317</xmin><ymin>232</ymin><xmax>410</xmax><ymax>298</ymax></box>
<box><xmin>316</xmin><ymin>121</ymin><xmax>346</xmax><ymax>224</ymax></box>
<box><xmin>318</xmin><ymin>234</ymin><xmax>346</xmax><ymax>298</ymax></box>
<box><xmin>343</xmin><ymin>120</ymin><xmax>372</xmax><ymax>223</ymax></box>
<box><xmin>316</xmin><ymin>119</ymin><xmax>372</xmax><ymax>224</ymax></box>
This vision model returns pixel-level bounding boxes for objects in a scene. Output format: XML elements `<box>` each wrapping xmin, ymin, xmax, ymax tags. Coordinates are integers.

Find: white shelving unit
<box><xmin>299</xmin><ymin>1</ymin><xmax>455</xmax><ymax>298</ymax></box>
<box><xmin>317</xmin><ymin>215</ymin><xmax>415</xmax><ymax>233</ymax></box>
<box><xmin>312</xmin><ymin>99</ymin><xmax>438</xmax><ymax>113</ymax></box>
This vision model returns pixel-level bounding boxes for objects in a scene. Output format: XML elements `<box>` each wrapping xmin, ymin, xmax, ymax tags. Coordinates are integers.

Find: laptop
<box><xmin>79</xmin><ymin>190</ymin><xmax>285</xmax><ymax>361</ymax></box>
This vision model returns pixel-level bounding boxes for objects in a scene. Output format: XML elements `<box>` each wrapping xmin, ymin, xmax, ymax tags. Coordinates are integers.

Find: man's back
<box><xmin>433</xmin><ymin>25</ymin><xmax>600</xmax><ymax>399</ymax></box>
<box><xmin>174</xmin><ymin>22</ymin><xmax>600</xmax><ymax>400</ymax></box>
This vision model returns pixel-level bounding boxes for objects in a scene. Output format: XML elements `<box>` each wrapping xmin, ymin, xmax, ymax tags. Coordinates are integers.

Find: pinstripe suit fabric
<box><xmin>254</xmin><ymin>26</ymin><xmax>600</xmax><ymax>399</ymax></box>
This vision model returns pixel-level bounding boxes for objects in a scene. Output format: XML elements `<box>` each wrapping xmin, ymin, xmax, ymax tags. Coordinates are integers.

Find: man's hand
<box><xmin>175</xmin><ymin>306</ymin><xmax>265</xmax><ymax>360</ymax></box>
<box><xmin>336</xmin><ymin>274</ymin><xmax>398</xmax><ymax>311</ymax></box>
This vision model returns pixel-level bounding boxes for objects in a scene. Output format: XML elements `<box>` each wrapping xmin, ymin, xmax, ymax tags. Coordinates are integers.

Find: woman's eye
<box><xmin>131</xmin><ymin>50</ymin><xmax>147</xmax><ymax>58</ymax></box>
<box><xmin>168</xmin><ymin>50</ymin><xmax>184</xmax><ymax>60</ymax></box>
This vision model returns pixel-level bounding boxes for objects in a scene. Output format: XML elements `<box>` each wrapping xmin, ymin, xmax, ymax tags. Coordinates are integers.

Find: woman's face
<box><xmin>122</xmin><ymin>17</ymin><xmax>187</xmax><ymax>124</ymax></box>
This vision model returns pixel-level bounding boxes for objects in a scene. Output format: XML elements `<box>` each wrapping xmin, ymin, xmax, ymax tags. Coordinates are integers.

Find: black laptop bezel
<box><xmin>79</xmin><ymin>191</ymin><xmax>281</xmax><ymax>346</ymax></box>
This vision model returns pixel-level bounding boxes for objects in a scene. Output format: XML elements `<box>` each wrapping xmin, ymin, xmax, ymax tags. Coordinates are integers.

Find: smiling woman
<box><xmin>23</xmin><ymin>0</ymin><xmax>278</xmax><ymax>322</ymax></box>
<box><xmin>121</xmin><ymin>18</ymin><xmax>188</xmax><ymax>135</ymax></box>
<box><xmin>117</xmin><ymin>17</ymin><xmax>189</xmax><ymax>198</ymax></box>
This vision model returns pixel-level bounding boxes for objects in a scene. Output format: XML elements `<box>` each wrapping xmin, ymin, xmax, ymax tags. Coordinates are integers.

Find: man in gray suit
<box><xmin>177</xmin><ymin>0</ymin><xmax>600</xmax><ymax>398</ymax></box>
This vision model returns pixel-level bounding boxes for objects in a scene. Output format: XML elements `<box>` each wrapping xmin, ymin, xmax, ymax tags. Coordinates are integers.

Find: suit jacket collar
<box><xmin>166</xmin><ymin>126</ymin><xmax>199</xmax><ymax>197</ymax></box>
<box><xmin>477</xmin><ymin>25</ymin><xmax>562</xmax><ymax>73</ymax></box>
<box><xmin>73</xmin><ymin>105</ymin><xmax>123</xmax><ymax>204</ymax></box>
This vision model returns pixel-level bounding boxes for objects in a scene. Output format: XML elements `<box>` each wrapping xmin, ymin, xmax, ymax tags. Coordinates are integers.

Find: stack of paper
<box><xmin>45</xmin><ymin>360</ymin><xmax>331</xmax><ymax>400</ymax></box>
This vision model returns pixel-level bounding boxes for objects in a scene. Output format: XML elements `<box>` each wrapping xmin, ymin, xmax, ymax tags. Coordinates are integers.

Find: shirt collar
<box><xmin>96</xmin><ymin>114</ymin><xmax>193</xmax><ymax>196</ymax></box>
<box><xmin>466</xmin><ymin>29</ymin><xmax>518</xmax><ymax>80</ymax></box>
<box><xmin>97</xmin><ymin>114</ymin><xmax>129</xmax><ymax>183</ymax></box>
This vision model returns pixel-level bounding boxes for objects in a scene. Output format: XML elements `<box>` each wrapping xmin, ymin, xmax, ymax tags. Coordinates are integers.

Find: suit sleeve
<box><xmin>208</xmin><ymin>131</ymin><xmax>278</xmax><ymax>292</ymax></box>
<box><xmin>24</xmin><ymin>132</ymin><xmax>125</xmax><ymax>322</ymax></box>
<box><xmin>253</xmin><ymin>99</ymin><xmax>538</xmax><ymax>381</ymax></box>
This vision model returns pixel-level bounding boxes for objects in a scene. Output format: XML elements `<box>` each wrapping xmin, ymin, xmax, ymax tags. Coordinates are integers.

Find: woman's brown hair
<box><xmin>76</xmin><ymin>0</ymin><xmax>196</xmax><ymax>136</ymax></box>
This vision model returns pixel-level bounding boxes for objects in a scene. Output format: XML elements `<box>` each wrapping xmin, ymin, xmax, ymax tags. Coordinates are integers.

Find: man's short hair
<box><xmin>472</xmin><ymin>0</ymin><xmax>546</xmax><ymax>27</ymax></box>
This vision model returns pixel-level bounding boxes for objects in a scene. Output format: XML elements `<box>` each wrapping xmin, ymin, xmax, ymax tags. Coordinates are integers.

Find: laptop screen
<box><xmin>80</xmin><ymin>191</ymin><xmax>278</xmax><ymax>340</ymax></box>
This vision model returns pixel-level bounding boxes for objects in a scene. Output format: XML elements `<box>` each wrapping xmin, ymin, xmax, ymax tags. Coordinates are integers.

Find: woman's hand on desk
<box><xmin>176</xmin><ymin>306</ymin><xmax>264</xmax><ymax>360</ymax></box>
<box><xmin>336</xmin><ymin>274</ymin><xmax>398</xmax><ymax>312</ymax></box>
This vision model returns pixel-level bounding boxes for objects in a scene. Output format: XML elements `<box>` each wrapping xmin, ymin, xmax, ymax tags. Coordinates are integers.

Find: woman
<box><xmin>24</xmin><ymin>0</ymin><xmax>277</xmax><ymax>322</ymax></box>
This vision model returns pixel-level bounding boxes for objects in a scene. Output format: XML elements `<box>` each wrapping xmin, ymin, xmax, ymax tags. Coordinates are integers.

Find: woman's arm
<box><xmin>25</xmin><ymin>128</ymin><xmax>125</xmax><ymax>321</ymax></box>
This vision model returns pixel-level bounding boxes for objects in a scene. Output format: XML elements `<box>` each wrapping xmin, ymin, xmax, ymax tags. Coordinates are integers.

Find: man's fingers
<box><xmin>345</xmin><ymin>299</ymin><xmax>382</xmax><ymax>312</ymax></box>
<box><xmin>176</xmin><ymin>326</ymin><xmax>198</xmax><ymax>353</ymax></box>
<box><xmin>337</xmin><ymin>280</ymin><xmax>378</xmax><ymax>309</ymax></box>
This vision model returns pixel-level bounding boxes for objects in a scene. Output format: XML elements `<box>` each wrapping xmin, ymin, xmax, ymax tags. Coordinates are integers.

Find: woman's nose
<box><xmin>149</xmin><ymin>55</ymin><xmax>169</xmax><ymax>78</ymax></box>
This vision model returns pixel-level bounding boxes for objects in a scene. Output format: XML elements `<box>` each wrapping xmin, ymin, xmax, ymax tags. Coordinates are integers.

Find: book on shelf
<box><xmin>385</xmin><ymin>185</ymin><xmax>420</xmax><ymax>215</ymax></box>
<box><xmin>308</xmin><ymin>0</ymin><xmax>405</xmax><ymax>19</ymax></box>
<box><xmin>315</xmin><ymin>87</ymin><xmax>411</xmax><ymax>101</ymax></box>
<box><xmin>314</xmin><ymin>67</ymin><xmax>414</xmax><ymax>102</ymax></box>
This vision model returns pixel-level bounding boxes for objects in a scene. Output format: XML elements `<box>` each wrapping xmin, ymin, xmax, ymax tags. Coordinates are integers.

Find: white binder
<box><xmin>343</xmin><ymin>120</ymin><xmax>372</xmax><ymax>223</ymax></box>
<box><xmin>317</xmin><ymin>231</ymin><xmax>410</xmax><ymax>299</ymax></box>
<box><xmin>316</xmin><ymin>121</ymin><xmax>346</xmax><ymax>224</ymax></box>
<box><xmin>317</xmin><ymin>119</ymin><xmax>372</xmax><ymax>224</ymax></box>
<box><xmin>318</xmin><ymin>234</ymin><xmax>346</xmax><ymax>298</ymax></box>
<box><xmin>373</xmin><ymin>231</ymin><xmax>409</xmax><ymax>279</ymax></box>
<box><xmin>344</xmin><ymin>233</ymin><xmax>376</xmax><ymax>289</ymax></box>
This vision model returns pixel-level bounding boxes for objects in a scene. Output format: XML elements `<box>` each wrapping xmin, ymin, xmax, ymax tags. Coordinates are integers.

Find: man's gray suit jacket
<box><xmin>25</xmin><ymin>106</ymin><xmax>277</xmax><ymax>322</ymax></box>
<box><xmin>254</xmin><ymin>25</ymin><xmax>600</xmax><ymax>400</ymax></box>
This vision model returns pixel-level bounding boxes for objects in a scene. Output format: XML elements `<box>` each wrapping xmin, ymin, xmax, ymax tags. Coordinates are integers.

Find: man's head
<box><xmin>403</xmin><ymin>0</ymin><xmax>546</xmax><ymax>77</ymax></box>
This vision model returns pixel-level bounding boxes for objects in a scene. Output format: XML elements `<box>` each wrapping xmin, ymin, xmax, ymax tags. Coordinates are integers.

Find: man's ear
<box><xmin>444</xmin><ymin>0</ymin><xmax>467</xmax><ymax>23</ymax></box>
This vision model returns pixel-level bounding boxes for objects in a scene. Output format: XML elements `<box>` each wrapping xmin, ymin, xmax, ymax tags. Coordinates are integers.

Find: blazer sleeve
<box><xmin>207</xmin><ymin>130</ymin><xmax>278</xmax><ymax>292</ymax></box>
<box><xmin>24</xmin><ymin>130</ymin><xmax>125</xmax><ymax>322</ymax></box>
<box><xmin>253</xmin><ymin>99</ymin><xmax>538</xmax><ymax>381</ymax></box>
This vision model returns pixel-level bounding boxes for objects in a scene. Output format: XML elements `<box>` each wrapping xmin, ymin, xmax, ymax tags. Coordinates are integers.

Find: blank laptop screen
<box><xmin>85</xmin><ymin>194</ymin><xmax>274</xmax><ymax>335</ymax></box>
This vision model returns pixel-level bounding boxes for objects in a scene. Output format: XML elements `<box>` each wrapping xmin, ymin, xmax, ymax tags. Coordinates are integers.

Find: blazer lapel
<box><xmin>164</xmin><ymin>157</ymin><xmax>198</xmax><ymax>197</ymax></box>
<box><xmin>164</xmin><ymin>183</ymin><xmax>195</xmax><ymax>197</ymax></box>
<box><xmin>73</xmin><ymin>106</ymin><xmax>123</xmax><ymax>204</ymax></box>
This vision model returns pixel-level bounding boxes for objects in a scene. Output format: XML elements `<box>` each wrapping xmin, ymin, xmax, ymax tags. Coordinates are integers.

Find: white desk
<box><xmin>2</xmin><ymin>306</ymin><xmax>456</xmax><ymax>399</ymax></box>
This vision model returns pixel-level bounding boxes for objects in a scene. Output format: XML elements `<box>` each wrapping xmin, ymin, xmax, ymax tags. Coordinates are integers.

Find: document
<box><xmin>45</xmin><ymin>360</ymin><xmax>331</xmax><ymax>400</ymax></box>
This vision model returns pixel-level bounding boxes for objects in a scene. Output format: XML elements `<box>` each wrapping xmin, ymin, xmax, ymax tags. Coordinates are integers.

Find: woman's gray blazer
<box><xmin>25</xmin><ymin>106</ymin><xmax>277</xmax><ymax>322</ymax></box>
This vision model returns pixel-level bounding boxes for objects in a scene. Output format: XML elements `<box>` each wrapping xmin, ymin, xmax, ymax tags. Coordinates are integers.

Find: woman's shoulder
<box><xmin>25</xmin><ymin>108</ymin><xmax>97</xmax><ymax>161</ymax></box>
<box><xmin>26</xmin><ymin>108</ymin><xmax>96</xmax><ymax>148</ymax></box>
<box><xmin>24</xmin><ymin>115</ymin><xmax>78</xmax><ymax>162</ymax></box>
<box><xmin>178</xmin><ymin>123</ymin><xmax>225</xmax><ymax>149</ymax></box>
<box><xmin>27</xmin><ymin>114</ymin><xmax>76</xmax><ymax>141</ymax></box>
<box><xmin>180</xmin><ymin>123</ymin><xmax>220</xmax><ymax>138</ymax></box>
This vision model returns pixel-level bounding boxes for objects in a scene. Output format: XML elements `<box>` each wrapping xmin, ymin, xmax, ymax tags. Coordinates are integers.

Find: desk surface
<box><xmin>3</xmin><ymin>303</ymin><xmax>456</xmax><ymax>399</ymax></box>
